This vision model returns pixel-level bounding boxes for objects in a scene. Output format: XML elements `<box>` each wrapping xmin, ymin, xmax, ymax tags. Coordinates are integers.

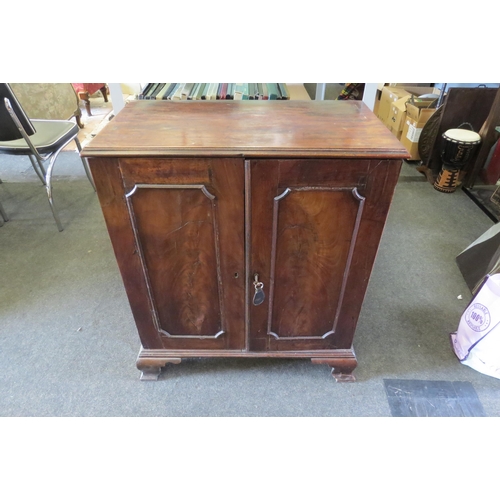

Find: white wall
<box><xmin>119</xmin><ymin>83</ymin><xmax>142</xmax><ymax>95</ymax></box>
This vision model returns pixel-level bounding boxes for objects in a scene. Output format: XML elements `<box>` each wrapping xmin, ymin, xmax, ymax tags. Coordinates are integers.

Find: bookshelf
<box><xmin>137</xmin><ymin>83</ymin><xmax>293</xmax><ymax>101</ymax></box>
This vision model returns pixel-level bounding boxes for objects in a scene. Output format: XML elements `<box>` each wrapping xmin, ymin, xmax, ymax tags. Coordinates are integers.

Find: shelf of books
<box><xmin>138</xmin><ymin>83</ymin><xmax>290</xmax><ymax>101</ymax></box>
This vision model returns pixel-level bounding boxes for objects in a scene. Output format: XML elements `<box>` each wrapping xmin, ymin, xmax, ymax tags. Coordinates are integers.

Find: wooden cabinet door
<box><xmin>248</xmin><ymin>158</ymin><xmax>401</xmax><ymax>352</ymax></box>
<box><xmin>90</xmin><ymin>157</ymin><xmax>246</xmax><ymax>351</ymax></box>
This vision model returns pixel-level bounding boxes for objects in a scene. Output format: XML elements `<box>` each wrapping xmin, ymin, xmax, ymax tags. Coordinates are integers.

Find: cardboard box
<box><xmin>400</xmin><ymin>101</ymin><xmax>436</xmax><ymax>160</ymax></box>
<box><xmin>386</xmin><ymin>97</ymin><xmax>409</xmax><ymax>139</ymax></box>
<box><xmin>373</xmin><ymin>94</ymin><xmax>381</xmax><ymax>117</ymax></box>
<box><xmin>377</xmin><ymin>85</ymin><xmax>439</xmax><ymax>128</ymax></box>
<box><xmin>376</xmin><ymin>86</ymin><xmax>411</xmax><ymax>124</ymax></box>
<box><xmin>401</xmin><ymin>117</ymin><xmax>422</xmax><ymax>159</ymax></box>
<box><xmin>373</xmin><ymin>86</ymin><xmax>441</xmax><ymax>157</ymax></box>
<box><xmin>406</xmin><ymin>99</ymin><xmax>436</xmax><ymax>122</ymax></box>
<box><xmin>386</xmin><ymin>94</ymin><xmax>438</xmax><ymax>140</ymax></box>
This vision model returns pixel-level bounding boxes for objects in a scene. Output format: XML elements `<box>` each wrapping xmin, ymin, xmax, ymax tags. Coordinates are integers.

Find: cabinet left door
<box><xmin>89</xmin><ymin>157</ymin><xmax>246</xmax><ymax>351</ymax></box>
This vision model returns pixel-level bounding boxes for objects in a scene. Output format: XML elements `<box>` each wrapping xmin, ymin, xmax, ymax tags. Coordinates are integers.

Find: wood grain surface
<box><xmin>268</xmin><ymin>187</ymin><xmax>362</xmax><ymax>340</ymax></box>
<box><xmin>86</xmin><ymin>100</ymin><xmax>406</xmax><ymax>380</ymax></box>
<box><xmin>89</xmin><ymin>157</ymin><xmax>246</xmax><ymax>351</ymax></box>
<box><xmin>249</xmin><ymin>158</ymin><xmax>401</xmax><ymax>352</ymax></box>
<box><xmin>83</xmin><ymin>100</ymin><xmax>408</xmax><ymax>159</ymax></box>
<box><xmin>129</xmin><ymin>185</ymin><xmax>223</xmax><ymax>338</ymax></box>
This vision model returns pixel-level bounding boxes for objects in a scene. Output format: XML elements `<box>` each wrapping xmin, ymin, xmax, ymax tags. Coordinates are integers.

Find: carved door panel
<box><xmin>248</xmin><ymin>158</ymin><xmax>401</xmax><ymax>352</ymax></box>
<box><xmin>114</xmin><ymin>157</ymin><xmax>246</xmax><ymax>351</ymax></box>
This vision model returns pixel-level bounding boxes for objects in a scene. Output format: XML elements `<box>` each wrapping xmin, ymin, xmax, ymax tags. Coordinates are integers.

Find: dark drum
<box><xmin>434</xmin><ymin>128</ymin><xmax>481</xmax><ymax>193</ymax></box>
<box><xmin>441</xmin><ymin>128</ymin><xmax>481</xmax><ymax>168</ymax></box>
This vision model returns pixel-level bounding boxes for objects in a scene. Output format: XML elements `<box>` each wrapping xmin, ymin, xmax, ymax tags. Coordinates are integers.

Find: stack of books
<box><xmin>138</xmin><ymin>83</ymin><xmax>290</xmax><ymax>100</ymax></box>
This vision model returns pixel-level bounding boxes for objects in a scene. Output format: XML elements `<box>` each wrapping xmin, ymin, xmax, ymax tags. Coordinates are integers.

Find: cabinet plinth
<box><xmin>83</xmin><ymin>100</ymin><xmax>408</xmax><ymax>381</ymax></box>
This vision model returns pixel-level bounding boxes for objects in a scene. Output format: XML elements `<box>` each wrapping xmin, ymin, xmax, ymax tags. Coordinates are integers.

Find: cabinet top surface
<box><xmin>82</xmin><ymin>100</ymin><xmax>409</xmax><ymax>158</ymax></box>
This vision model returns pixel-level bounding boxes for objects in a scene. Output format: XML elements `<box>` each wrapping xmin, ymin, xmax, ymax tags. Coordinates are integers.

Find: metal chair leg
<box><xmin>28</xmin><ymin>155</ymin><xmax>47</xmax><ymax>185</ymax></box>
<box><xmin>74</xmin><ymin>137</ymin><xmax>96</xmax><ymax>191</ymax></box>
<box><xmin>34</xmin><ymin>155</ymin><xmax>46</xmax><ymax>176</ymax></box>
<box><xmin>45</xmin><ymin>153</ymin><xmax>64</xmax><ymax>232</ymax></box>
<box><xmin>26</xmin><ymin>136</ymin><xmax>96</xmax><ymax>232</ymax></box>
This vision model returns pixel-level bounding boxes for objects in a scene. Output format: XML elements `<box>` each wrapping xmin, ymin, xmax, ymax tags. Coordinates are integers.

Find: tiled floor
<box><xmin>384</xmin><ymin>379</ymin><xmax>486</xmax><ymax>417</ymax></box>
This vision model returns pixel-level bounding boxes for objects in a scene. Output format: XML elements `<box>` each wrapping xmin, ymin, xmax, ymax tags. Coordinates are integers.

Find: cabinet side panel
<box><xmin>333</xmin><ymin>159</ymin><xmax>402</xmax><ymax>347</ymax></box>
<box><xmin>88</xmin><ymin>157</ymin><xmax>163</xmax><ymax>349</ymax></box>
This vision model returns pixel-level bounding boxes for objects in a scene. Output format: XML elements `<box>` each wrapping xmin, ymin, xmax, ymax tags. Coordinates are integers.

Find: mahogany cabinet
<box><xmin>82</xmin><ymin>99</ymin><xmax>408</xmax><ymax>381</ymax></box>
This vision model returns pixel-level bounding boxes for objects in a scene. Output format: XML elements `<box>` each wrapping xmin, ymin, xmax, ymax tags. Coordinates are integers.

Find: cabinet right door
<box><xmin>248</xmin><ymin>158</ymin><xmax>401</xmax><ymax>352</ymax></box>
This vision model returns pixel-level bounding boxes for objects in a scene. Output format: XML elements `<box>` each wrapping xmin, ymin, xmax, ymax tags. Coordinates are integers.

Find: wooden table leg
<box><xmin>100</xmin><ymin>85</ymin><xmax>109</xmax><ymax>103</ymax></box>
<box><xmin>75</xmin><ymin>108</ymin><xmax>84</xmax><ymax>128</ymax></box>
<box><xmin>78</xmin><ymin>91</ymin><xmax>92</xmax><ymax>116</ymax></box>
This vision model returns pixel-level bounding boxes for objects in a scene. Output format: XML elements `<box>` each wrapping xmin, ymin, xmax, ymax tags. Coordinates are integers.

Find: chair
<box><xmin>10</xmin><ymin>83</ymin><xmax>85</xmax><ymax>129</ymax></box>
<box><xmin>0</xmin><ymin>83</ymin><xmax>95</xmax><ymax>231</ymax></box>
<box><xmin>71</xmin><ymin>83</ymin><xmax>108</xmax><ymax>117</ymax></box>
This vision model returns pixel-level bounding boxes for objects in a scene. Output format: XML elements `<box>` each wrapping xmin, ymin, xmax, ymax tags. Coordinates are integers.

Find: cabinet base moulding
<box><xmin>136</xmin><ymin>354</ymin><xmax>182</xmax><ymax>381</ymax></box>
<box><xmin>311</xmin><ymin>356</ymin><xmax>358</xmax><ymax>382</ymax></box>
<box><xmin>136</xmin><ymin>348</ymin><xmax>357</xmax><ymax>382</ymax></box>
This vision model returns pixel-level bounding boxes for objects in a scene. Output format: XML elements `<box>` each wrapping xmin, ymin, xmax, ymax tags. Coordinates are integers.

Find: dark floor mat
<box><xmin>383</xmin><ymin>379</ymin><xmax>486</xmax><ymax>417</ymax></box>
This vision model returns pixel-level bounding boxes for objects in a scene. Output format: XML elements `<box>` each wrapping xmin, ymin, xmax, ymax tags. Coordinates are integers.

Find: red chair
<box><xmin>71</xmin><ymin>83</ymin><xmax>108</xmax><ymax>116</ymax></box>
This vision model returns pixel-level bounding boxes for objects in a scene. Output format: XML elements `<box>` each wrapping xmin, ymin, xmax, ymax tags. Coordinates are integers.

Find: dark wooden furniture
<box><xmin>82</xmin><ymin>100</ymin><xmax>408</xmax><ymax>381</ymax></box>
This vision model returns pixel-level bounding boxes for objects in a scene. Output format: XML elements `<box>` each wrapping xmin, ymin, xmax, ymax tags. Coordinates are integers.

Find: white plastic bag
<box><xmin>450</xmin><ymin>274</ymin><xmax>500</xmax><ymax>379</ymax></box>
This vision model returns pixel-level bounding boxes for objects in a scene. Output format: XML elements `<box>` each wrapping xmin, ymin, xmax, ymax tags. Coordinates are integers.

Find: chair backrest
<box><xmin>10</xmin><ymin>83</ymin><xmax>80</xmax><ymax>121</ymax></box>
<box><xmin>0</xmin><ymin>83</ymin><xmax>36</xmax><ymax>141</ymax></box>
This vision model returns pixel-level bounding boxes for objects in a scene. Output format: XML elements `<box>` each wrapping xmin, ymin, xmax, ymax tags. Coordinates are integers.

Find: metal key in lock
<box><xmin>253</xmin><ymin>274</ymin><xmax>265</xmax><ymax>306</ymax></box>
